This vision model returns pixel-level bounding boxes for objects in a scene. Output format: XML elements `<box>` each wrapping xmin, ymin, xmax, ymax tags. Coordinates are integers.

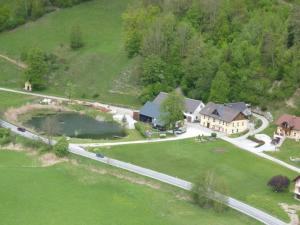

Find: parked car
<box><xmin>17</xmin><ymin>127</ymin><xmax>26</xmax><ymax>132</ymax></box>
<box><xmin>175</xmin><ymin>127</ymin><xmax>186</xmax><ymax>135</ymax></box>
<box><xmin>96</xmin><ymin>153</ymin><xmax>104</xmax><ymax>158</ymax></box>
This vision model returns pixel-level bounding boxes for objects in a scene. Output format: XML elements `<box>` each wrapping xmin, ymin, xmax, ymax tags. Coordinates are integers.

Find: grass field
<box><xmin>93</xmin><ymin>139</ymin><xmax>300</xmax><ymax>222</ymax></box>
<box><xmin>267</xmin><ymin>139</ymin><xmax>300</xmax><ymax>168</ymax></box>
<box><xmin>0</xmin><ymin>149</ymin><xmax>260</xmax><ymax>225</ymax></box>
<box><xmin>0</xmin><ymin>0</ymin><xmax>140</xmax><ymax>107</ymax></box>
<box><xmin>0</xmin><ymin>58</ymin><xmax>23</xmax><ymax>88</ymax></box>
<box><xmin>0</xmin><ymin>92</ymin><xmax>36</xmax><ymax>115</ymax></box>
<box><xmin>262</xmin><ymin>124</ymin><xmax>300</xmax><ymax>169</ymax></box>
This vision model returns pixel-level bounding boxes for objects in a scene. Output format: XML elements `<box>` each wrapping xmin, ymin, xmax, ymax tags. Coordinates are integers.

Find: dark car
<box><xmin>17</xmin><ymin>127</ymin><xmax>26</xmax><ymax>132</ymax></box>
<box><xmin>96</xmin><ymin>153</ymin><xmax>104</xmax><ymax>158</ymax></box>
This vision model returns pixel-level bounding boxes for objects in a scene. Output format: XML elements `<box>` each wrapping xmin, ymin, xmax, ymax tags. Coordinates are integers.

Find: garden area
<box><xmin>92</xmin><ymin>139</ymin><xmax>300</xmax><ymax>222</ymax></box>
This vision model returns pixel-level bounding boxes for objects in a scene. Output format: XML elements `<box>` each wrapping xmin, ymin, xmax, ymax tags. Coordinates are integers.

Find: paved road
<box><xmin>0</xmin><ymin>119</ymin><xmax>287</xmax><ymax>225</ymax></box>
<box><xmin>79</xmin><ymin>126</ymin><xmax>210</xmax><ymax>147</ymax></box>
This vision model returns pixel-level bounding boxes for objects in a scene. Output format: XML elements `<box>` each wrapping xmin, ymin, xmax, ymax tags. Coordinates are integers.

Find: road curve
<box><xmin>0</xmin><ymin>119</ymin><xmax>287</xmax><ymax>225</ymax></box>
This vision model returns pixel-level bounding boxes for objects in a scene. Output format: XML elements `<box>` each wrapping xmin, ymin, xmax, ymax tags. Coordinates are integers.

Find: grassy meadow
<box><xmin>0</xmin><ymin>92</ymin><xmax>36</xmax><ymax>115</ymax></box>
<box><xmin>93</xmin><ymin>139</ymin><xmax>300</xmax><ymax>222</ymax></box>
<box><xmin>267</xmin><ymin>139</ymin><xmax>300</xmax><ymax>168</ymax></box>
<box><xmin>0</xmin><ymin>149</ymin><xmax>260</xmax><ymax>225</ymax></box>
<box><xmin>0</xmin><ymin>0</ymin><xmax>140</xmax><ymax>107</ymax></box>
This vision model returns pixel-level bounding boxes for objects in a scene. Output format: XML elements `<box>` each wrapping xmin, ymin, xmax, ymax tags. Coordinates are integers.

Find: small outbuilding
<box><xmin>24</xmin><ymin>81</ymin><xmax>32</xmax><ymax>91</ymax></box>
<box><xmin>293</xmin><ymin>176</ymin><xmax>300</xmax><ymax>200</ymax></box>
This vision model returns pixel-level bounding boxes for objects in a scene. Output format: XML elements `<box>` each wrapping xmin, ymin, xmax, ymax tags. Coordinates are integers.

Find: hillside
<box><xmin>0</xmin><ymin>0</ymin><xmax>140</xmax><ymax>107</ymax></box>
<box><xmin>123</xmin><ymin>0</ymin><xmax>300</xmax><ymax>109</ymax></box>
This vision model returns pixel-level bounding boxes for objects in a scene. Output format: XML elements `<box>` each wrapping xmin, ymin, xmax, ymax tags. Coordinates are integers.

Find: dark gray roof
<box><xmin>225</xmin><ymin>102</ymin><xmax>252</xmax><ymax>116</ymax></box>
<box><xmin>200</xmin><ymin>102</ymin><xmax>248</xmax><ymax>123</ymax></box>
<box><xmin>139</xmin><ymin>101</ymin><xmax>165</xmax><ymax>126</ymax></box>
<box><xmin>153</xmin><ymin>92</ymin><xmax>203</xmax><ymax>113</ymax></box>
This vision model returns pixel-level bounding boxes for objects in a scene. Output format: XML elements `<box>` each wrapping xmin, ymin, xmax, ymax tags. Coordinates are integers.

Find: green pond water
<box><xmin>26</xmin><ymin>112</ymin><xmax>126</xmax><ymax>139</ymax></box>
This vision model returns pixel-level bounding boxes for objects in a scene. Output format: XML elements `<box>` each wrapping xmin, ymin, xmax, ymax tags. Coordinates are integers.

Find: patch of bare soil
<box><xmin>39</xmin><ymin>153</ymin><xmax>68</xmax><ymax>167</ymax></box>
<box><xmin>286</xmin><ymin>89</ymin><xmax>300</xmax><ymax>109</ymax></box>
<box><xmin>4</xmin><ymin>104</ymin><xmax>68</xmax><ymax>123</ymax></box>
<box><xmin>213</xmin><ymin>148</ymin><xmax>227</xmax><ymax>153</ymax></box>
<box><xmin>2</xmin><ymin>143</ymin><xmax>37</xmax><ymax>156</ymax></box>
<box><xmin>0</xmin><ymin>54</ymin><xmax>27</xmax><ymax>69</ymax></box>
<box><xmin>279</xmin><ymin>203</ymin><xmax>300</xmax><ymax>225</ymax></box>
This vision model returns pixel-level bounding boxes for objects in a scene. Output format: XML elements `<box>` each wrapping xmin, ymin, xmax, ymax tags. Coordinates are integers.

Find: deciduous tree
<box><xmin>160</xmin><ymin>91</ymin><xmax>184</xmax><ymax>132</ymax></box>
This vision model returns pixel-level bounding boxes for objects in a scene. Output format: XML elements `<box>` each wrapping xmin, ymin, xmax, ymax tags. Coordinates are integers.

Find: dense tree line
<box><xmin>123</xmin><ymin>0</ymin><xmax>300</xmax><ymax>107</ymax></box>
<box><xmin>0</xmin><ymin>0</ymin><xmax>91</xmax><ymax>32</ymax></box>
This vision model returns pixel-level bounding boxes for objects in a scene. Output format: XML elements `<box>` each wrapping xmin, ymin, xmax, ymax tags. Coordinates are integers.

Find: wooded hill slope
<box><xmin>124</xmin><ymin>0</ymin><xmax>300</xmax><ymax>110</ymax></box>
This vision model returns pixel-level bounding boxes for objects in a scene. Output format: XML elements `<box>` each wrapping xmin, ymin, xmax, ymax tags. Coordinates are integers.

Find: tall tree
<box><xmin>209</xmin><ymin>67</ymin><xmax>230</xmax><ymax>103</ymax></box>
<box><xmin>24</xmin><ymin>48</ymin><xmax>48</xmax><ymax>90</ymax></box>
<box><xmin>141</xmin><ymin>54</ymin><xmax>166</xmax><ymax>85</ymax></box>
<box><xmin>160</xmin><ymin>91</ymin><xmax>184</xmax><ymax>132</ymax></box>
<box><xmin>70</xmin><ymin>25</ymin><xmax>84</xmax><ymax>50</ymax></box>
<box><xmin>41</xmin><ymin>116</ymin><xmax>60</xmax><ymax>145</ymax></box>
<box><xmin>0</xmin><ymin>6</ymin><xmax>10</xmax><ymax>31</ymax></box>
<box><xmin>192</xmin><ymin>171</ymin><xmax>229</xmax><ymax>213</ymax></box>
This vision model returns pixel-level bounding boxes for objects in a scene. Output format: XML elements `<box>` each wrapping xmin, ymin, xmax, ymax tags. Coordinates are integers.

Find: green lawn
<box><xmin>0</xmin><ymin>92</ymin><xmax>36</xmax><ymax>115</ymax></box>
<box><xmin>94</xmin><ymin>139</ymin><xmax>300</xmax><ymax>222</ymax></box>
<box><xmin>0</xmin><ymin>149</ymin><xmax>260</xmax><ymax>225</ymax></box>
<box><xmin>0</xmin><ymin>0</ymin><xmax>140</xmax><ymax>107</ymax></box>
<box><xmin>0</xmin><ymin>58</ymin><xmax>23</xmax><ymax>88</ymax></box>
<box><xmin>267</xmin><ymin>139</ymin><xmax>300</xmax><ymax>168</ymax></box>
<box><xmin>69</xmin><ymin>129</ymin><xmax>145</xmax><ymax>144</ymax></box>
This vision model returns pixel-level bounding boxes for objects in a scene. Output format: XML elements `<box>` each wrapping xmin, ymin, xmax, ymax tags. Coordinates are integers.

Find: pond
<box><xmin>26</xmin><ymin>112</ymin><xmax>126</xmax><ymax>139</ymax></box>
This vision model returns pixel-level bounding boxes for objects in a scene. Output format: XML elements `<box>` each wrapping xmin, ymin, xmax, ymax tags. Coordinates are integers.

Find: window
<box><xmin>237</xmin><ymin>129</ymin><xmax>239</xmax><ymax>133</ymax></box>
<box><xmin>237</xmin><ymin>122</ymin><xmax>239</xmax><ymax>127</ymax></box>
<box><xmin>213</xmin><ymin>118</ymin><xmax>215</xmax><ymax>122</ymax></box>
<box><xmin>232</xmin><ymin>123</ymin><xmax>234</xmax><ymax>127</ymax></box>
<box><xmin>232</xmin><ymin>129</ymin><xmax>234</xmax><ymax>133</ymax></box>
<box><xmin>242</xmin><ymin>122</ymin><xmax>244</xmax><ymax>126</ymax></box>
<box><xmin>295</xmin><ymin>132</ymin><xmax>297</xmax><ymax>136</ymax></box>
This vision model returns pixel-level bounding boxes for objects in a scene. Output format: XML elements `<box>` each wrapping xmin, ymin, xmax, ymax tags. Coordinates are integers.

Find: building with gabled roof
<box><xmin>276</xmin><ymin>114</ymin><xmax>300</xmax><ymax>140</ymax></box>
<box><xmin>152</xmin><ymin>92</ymin><xmax>205</xmax><ymax>122</ymax></box>
<box><xmin>199</xmin><ymin>102</ymin><xmax>250</xmax><ymax>135</ymax></box>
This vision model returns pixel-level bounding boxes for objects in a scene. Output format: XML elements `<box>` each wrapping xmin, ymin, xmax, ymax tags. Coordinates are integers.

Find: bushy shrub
<box><xmin>54</xmin><ymin>137</ymin><xmax>69</xmax><ymax>157</ymax></box>
<box><xmin>0</xmin><ymin>128</ymin><xmax>12</xmax><ymax>146</ymax></box>
<box><xmin>267</xmin><ymin>175</ymin><xmax>290</xmax><ymax>192</ymax></box>
<box><xmin>211</xmin><ymin>133</ymin><xmax>217</xmax><ymax>138</ymax></box>
<box><xmin>70</xmin><ymin>25</ymin><xmax>84</xmax><ymax>50</ymax></box>
<box><xmin>134</xmin><ymin>122</ymin><xmax>149</xmax><ymax>138</ymax></box>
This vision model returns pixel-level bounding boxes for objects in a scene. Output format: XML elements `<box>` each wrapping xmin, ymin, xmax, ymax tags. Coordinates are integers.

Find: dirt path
<box><xmin>279</xmin><ymin>203</ymin><xmax>300</xmax><ymax>225</ymax></box>
<box><xmin>0</xmin><ymin>54</ymin><xmax>27</xmax><ymax>69</ymax></box>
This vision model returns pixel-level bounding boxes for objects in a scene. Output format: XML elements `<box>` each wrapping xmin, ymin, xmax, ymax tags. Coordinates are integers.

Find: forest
<box><xmin>123</xmin><ymin>0</ymin><xmax>300</xmax><ymax>107</ymax></box>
